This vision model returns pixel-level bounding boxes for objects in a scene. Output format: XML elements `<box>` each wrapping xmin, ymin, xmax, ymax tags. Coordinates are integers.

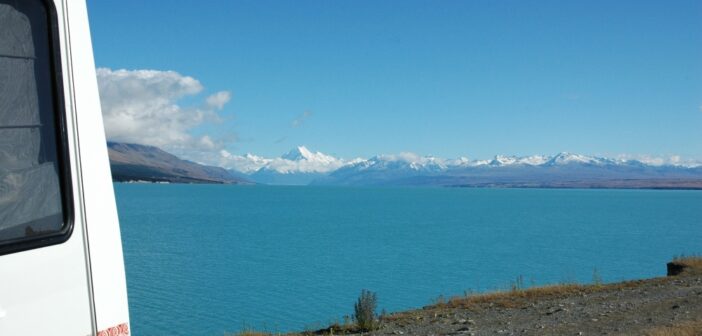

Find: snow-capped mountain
<box><xmin>314</xmin><ymin>152</ymin><xmax>702</xmax><ymax>187</ymax></box>
<box><xmin>223</xmin><ymin>146</ymin><xmax>352</xmax><ymax>185</ymax></box>
<box><xmin>311</xmin><ymin>153</ymin><xmax>450</xmax><ymax>186</ymax></box>
<box><xmin>219</xmin><ymin>147</ymin><xmax>702</xmax><ymax>188</ymax></box>
<box><xmin>472</xmin><ymin>153</ymin><xmax>616</xmax><ymax>167</ymax></box>
<box><xmin>542</xmin><ymin>152</ymin><xmax>617</xmax><ymax>166</ymax></box>
<box><xmin>351</xmin><ymin>153</ymin><xmax>448</xmax><ymax>172</ymax></box>
<box><xmin>222</xmin><ymin>146</ymin><xmax>346</xmax><ymax>173</ymax></box>
<box><xmin>280</xmin><ymin>146</ymin><xmax>337</xmax><ymax>163</ymax></box>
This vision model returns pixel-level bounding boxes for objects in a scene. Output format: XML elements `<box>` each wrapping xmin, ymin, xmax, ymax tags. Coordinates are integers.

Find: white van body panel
<box><xmin>64</xmin><ymin>0</ymin><xmax>130</xmax><ymax>332</ymax></box>
<box><xmin>0</xmin><ymin>0</ymin><xmax>130</xmax><ymax>334</ymax></box>
<box><xmin>0</xmin><ymin>227</ymin><xmax>93</xmax><ymax>335</ymax></box>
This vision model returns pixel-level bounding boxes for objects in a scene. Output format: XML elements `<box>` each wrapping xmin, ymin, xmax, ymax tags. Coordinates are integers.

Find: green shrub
<box><xmin>354</xmin><ymin>289</ymin><xmax>378</xmax><ymax>331</ymax></box>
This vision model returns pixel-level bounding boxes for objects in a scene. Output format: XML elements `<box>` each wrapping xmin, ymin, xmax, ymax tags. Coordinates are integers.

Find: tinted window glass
<box><xmin>0</xmin><ymin>0</ymin><xmax>70</xmax><ymax>252</ymax></box>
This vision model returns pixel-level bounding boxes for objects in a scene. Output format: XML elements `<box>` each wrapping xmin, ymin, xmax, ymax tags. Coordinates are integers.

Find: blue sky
<box><xmin>88</xmin><ymin>0</ymin><xmax>702</xmax><ymax>161</ymax></box>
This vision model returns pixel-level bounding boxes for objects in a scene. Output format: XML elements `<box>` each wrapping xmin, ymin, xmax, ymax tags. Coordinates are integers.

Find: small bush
<box><xmin>354</xmin><ymin>289</ymin><xmax>378</xmax><ymax>331</ymax></box>
<box><xmin>510</xmin><ymin>275</ymin><xmax>525</xmax><ymax>292</ymax></box>
<box><xmin>592</xmin><ymin>268</ymin><xmax>603</xmax><ymax>286</ymax></box>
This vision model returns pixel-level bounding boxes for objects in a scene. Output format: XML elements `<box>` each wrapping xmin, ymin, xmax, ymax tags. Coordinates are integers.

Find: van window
<box><xmin>0</xmin><ymin>0</ymin><xmax>71</xmax><ymax>254</ymax></box>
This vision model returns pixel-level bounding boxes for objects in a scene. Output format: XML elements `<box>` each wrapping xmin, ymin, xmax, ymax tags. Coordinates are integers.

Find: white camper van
<box><xmin>0</xmin><ymin>0</ymin><xmax>130</xmax><ymax>335</ymax></box>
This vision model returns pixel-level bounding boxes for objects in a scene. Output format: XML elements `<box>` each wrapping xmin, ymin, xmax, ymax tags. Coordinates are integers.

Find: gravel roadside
<box><xmin>352</xmin><ymin>275</ymin><xmax>702</xmax><ymax>336</ymax></box>
<box><xmin>327</xmin><ymin>259</ymin><xmax>702</xmax><ymax>336</ymax></box>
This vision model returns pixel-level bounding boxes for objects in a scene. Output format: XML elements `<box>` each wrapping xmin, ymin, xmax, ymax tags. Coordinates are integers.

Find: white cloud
<box><xmin>378</xmin><ymin>152</ymin><xmax>425</xmax><ymax>163</ymax></box>
<box><xmin>97</xmin><ymin>68</ymin><xmax>231</xmax><ymax>152</ymax></box>
<box><xmin>205</xmin><ymin>91</ymin><xmax>231</xmax><ymax>110</ymax></box>
<box><xmin>219</xmin><ymin>146</ymin><xmax>350</xmax><ymax>174</ymax></box>
<box><xmin>374</xmin><ymin>152</ymin><xmax>447</xmax><ymax>166</ymax></box>
<box><xmin>615</xmin><ymin>154</ymin><xmax>700</xmax><ymax>167</ymax></box>
<box><xmin>291</xmin><ymin>110</ymin><xmax>313</xmax><ymax>128</ymax></box>
<box><xmin>215</xmin><ymin>151</ymin><xmax>271</xmax><ymax>173</ymax></box>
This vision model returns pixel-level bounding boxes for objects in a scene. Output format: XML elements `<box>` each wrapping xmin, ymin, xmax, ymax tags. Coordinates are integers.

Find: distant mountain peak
<box><xmin>281</xmin><ymin>146</ymin><xmax>315</xmax><ymax>161</ymax></box>
<box><xmin>490</xmin><ymin>155</ymin><xmax>518</xmax><ymax>166</ymax></box>
<box><xmin>545</xmin><ymin>152</ymin><xmax>601</xmax><ymax>166</ymax></box>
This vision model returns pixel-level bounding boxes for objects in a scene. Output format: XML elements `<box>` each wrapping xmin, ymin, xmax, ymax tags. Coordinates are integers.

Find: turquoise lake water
<box><xmin>114</xmin><ymin>184</ymin><xmax>702</xmax><ymax>335</ymax></box>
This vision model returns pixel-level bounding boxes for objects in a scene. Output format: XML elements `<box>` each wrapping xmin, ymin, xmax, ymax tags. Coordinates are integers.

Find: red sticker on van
<box><xmin>97</xmin><ymin>323</ymin><xmax>129</xmax><ymax>336</ymax></box>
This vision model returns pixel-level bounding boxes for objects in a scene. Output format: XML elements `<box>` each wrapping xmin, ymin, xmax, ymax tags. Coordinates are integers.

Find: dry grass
<box><xmin>645</xmin><ymin>319</ymin><xmax>702</xmax><ymax>336</ymax></box>
<box><xmin>302</xmin><ymin>323</ymin><xmax>359</xmax><ymax>335</ymax></box>
<box><xmin>227</xmin><ymin>323</ymin><xmax>359</xmax><ymax>336</ymax></box>
<box><xmin>379</xmin><ymin>277</ymin><xmax>666</xmax><ymax>324</ymax></box>
<box><xmin>672</xmin><ymin>256</ymin><xmax>702</xmax><ymax>274</ymax></box>
<box><xmin>440</xmin><ymin>283</ymin><xmax>586</xmax><ymax>309</ymax></box>
<box><xmin>425</xmin><ymin>257</ymin><xmax>702</xmax><ymax>312</ymax></box>
<box><xmin>423</xmin><ymin>278</ymin><xmax>659</xmax><ymax>311</ymax></box>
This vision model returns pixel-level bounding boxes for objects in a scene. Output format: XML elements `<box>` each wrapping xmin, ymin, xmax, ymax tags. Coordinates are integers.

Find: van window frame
<box><xmin>0</xmin><ymin>0</ymin><xmax>74</xmax><ymax>256</ymax></box>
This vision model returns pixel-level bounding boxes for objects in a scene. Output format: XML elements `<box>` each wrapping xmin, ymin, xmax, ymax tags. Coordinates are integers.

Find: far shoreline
<box><xmin>112</xmin><ymin>180</ymin><xmax>702</xmax><ymax>191</ymax></box>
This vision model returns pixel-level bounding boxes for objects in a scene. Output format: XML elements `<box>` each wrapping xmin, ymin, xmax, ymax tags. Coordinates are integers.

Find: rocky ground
<box><xmin>309</xmin><ymin>259</ymin><xmax>702</xmax><ymax>336</ymax></box>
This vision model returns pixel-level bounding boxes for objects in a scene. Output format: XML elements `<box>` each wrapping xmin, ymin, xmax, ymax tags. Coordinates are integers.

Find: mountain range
<box><xmin>108</xmin><ymin>142</ymin><xmax>251</xmax><ymax>184</ymax></box>
<box><xmin>108</xmin><ymin>142</ymin><xmax>702</xmax><ymax>189</ymax></box>
<box><xmin>222</xmin><ymin>146</ymin><xmax>702</xmax><ymax>188</ymax></box>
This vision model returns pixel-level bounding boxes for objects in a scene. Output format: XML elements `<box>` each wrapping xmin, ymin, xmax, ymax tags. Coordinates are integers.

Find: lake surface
<box><xmin>114</xmin><ymin>184</ymin><xmax>702</xmax><ymax>335</ymax></box>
